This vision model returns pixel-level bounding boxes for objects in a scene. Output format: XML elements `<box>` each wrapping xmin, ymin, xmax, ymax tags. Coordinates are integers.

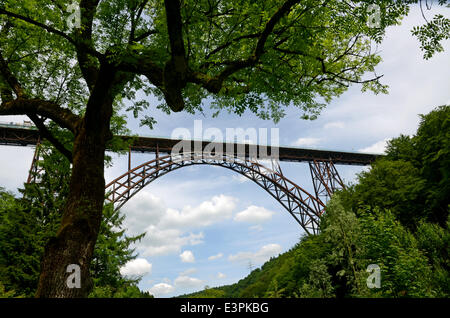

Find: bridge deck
<box><xmin>0</xmin><ymin>125</ymin><xmax>379</xmax><ymax>166</ymax></box>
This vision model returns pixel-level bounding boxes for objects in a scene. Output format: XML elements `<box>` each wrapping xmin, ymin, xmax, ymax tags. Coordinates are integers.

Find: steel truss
<box><xmin>105</xmin><ymin>152</ymin><xmax>333</xmax><ymax>235</ymax></box>
<box><xmin>26</xmin><ymin>138</ymin><xmax>46</xmax><ymax>184</ymax></box>
<box><xmin>309</xmin><ymin>159</ymin><xmax>346</xmax><ymax>208</ymax></box>
<box><xmin>26</xmin><ymin>147</ymin><xmax>347</xmax><ymax>235</ymax></box>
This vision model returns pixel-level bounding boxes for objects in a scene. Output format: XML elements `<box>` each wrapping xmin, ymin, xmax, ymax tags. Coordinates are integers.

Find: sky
<box><xmin>0</xmin><ymin>5</ymin><xmax>449</xmax><ymax>298</ymax></box>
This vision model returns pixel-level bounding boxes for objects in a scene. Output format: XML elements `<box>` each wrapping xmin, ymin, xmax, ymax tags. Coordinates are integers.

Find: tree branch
<box><xmin>0</xmin><ymin>71</ymin><xmax>13</xmax><ymax>103</ymax></box>
<box><xmin>0</xmin><ymin>4</ymin><xmax>104</xmax><ymax>92</ymax></box>
<box><xmin>162</xmin><ymin>0</ymin><xmax>189</xmax><ymax>112</ymax></box>
<box><xmin>133</xmin><ymin>29</ymin><xmax>159</xmax><ymax>42</ymax></box>
<box><xmin>0</xmin><ymin>98</ymin><xmax>80</xmax><ymax>132</ymax></box>
<box><xmin>0</xmin><ymin>51</ymin><xmax>80</xmax><ymax>132</ymax></box>
<box><xmin>254</xmin><ymin>0</ymin><xmax>300</xmax><ymax>58</ymax></box>
<box><xmin>0</xmin><ymin>7</ymin><xmax>76</xmax><ymax>46</ymax></box>
<box><xmin>28</xmin><ymin>114</ymin><xmax>73</xmax><ymax>163</ymax></box>
<box><xmin>164</xmin><ymin>0</ymin><xmax>187</xmax><ymax>60</ymax></box>
<box><xmin>189</xmin><ymin>0</ymin><xmax>303</xmax><ymax>94</ymax></box>
<box><xmin>129</xmin><ymin>0</ymin><xmax>150</xmax><ymax>43</ymax></box>
<box><xmin>0</xmin><ymin>49</ymin><xmax>25</xmax><ymax>98</ymax></box>
<box><xmin>114</xmin><ymin>50</ymin><xmax>163</xmax><ymax>88</ymax></box>
<box><xmin>76</xmin><ymin>0</ymin><xmax>101</xmax><ymax>92</ymax></box>
<box><xmin>203</xmin><ymin>32</ymin><xmax>262</xmax><ymax>63</ymax></box>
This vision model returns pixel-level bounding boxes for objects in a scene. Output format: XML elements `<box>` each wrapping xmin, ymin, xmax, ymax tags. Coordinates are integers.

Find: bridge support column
<box><xmin>27</xmin><ymin>138</ymin><xmax>45</xmax><ymax>184</ymax></box>
<box><xmin>155</xmin><ymin>142</ymin><xmax>160</xmax><ymax>176</ymax></box>
<box><xmin>308</xmin><ymin>159</ymin><xmax>346</xmax><ymax>213</ymax></box>
<box><xmin>127</xmin><ymin>146</ymin><xmax>132</xmax><ymax>199</ymax></box>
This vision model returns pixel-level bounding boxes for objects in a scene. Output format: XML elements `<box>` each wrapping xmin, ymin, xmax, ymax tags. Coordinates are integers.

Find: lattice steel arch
<box><xmin>105</xmin><ymin>152</ymin><xmax>326</xmax><ymax>235</ymax></box>
<box><xmin>309</xmin><ymin>159</ymin><xmax>346</xmax><ymax>206</ymax></box>
<box><xmin>27</xmin><ymin>138</ymin><xmax>47</xmax><ymax>184</ymax></box>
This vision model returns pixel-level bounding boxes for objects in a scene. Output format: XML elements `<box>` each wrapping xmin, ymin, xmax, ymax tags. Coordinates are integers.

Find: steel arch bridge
<box><xmin>0</xmin><ymin>124</ymin><xmax>377</xmax><ymax>235</ymax></box>
<box><xmin>104</xmin><ymin>151</ymin><xmax>345</xmax><ymax>235</ymax></box>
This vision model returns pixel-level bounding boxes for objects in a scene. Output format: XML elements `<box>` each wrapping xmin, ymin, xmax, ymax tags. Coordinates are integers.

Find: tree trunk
<box><xmin>35</xmin><ymin>128</ymin><xmax>105</xmax><ymax>297</ymax></box>
<box><xmin>35</xmin><ymin>64</ymin><xmax>115</xmax><ymax>298</ymax></box>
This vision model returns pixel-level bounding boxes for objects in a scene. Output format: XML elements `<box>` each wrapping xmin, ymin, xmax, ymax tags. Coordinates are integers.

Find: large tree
<box><xmin>0</xmin><ymin>0</ymin><xmax>447</xmax><ymax>297</ymax></box>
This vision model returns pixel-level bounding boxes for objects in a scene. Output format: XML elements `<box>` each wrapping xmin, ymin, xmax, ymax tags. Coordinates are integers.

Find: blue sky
<box><xmin>0</xmin><ymin>6</ymin><xmax>449</xmax><ymax>297</ymax></box>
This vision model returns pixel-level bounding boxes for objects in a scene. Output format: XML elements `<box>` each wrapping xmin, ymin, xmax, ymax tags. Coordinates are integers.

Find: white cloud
<box><xmin>292</xmin><ymin>137</ymin><xmax>321</xmax><ymax>147</ymax></box>
<box><xmin>159</xmin><ymin>194</ymin><xmax>237</xmax><ymax>230</ymax></box>
<box><xmin>358</xmin><ymin>138</ymin><xmax>390</xmax><ymax>154</ymax></box>
<box><xmin>123</xmin><ymin>193</ymin><xmax>238</xmax><ymax>257</ymax></box>
<box><xmin>208</xmin><ymin>253</ymin><xmax>223</xmax><ymax>261</ymax></box>
<box><xmin>122</xmin><ymin>192</ymin><xmax>166</xmax><ymax>235</ymax></box>
<box><xmin>234</xmin><ymin>205</ymin><xmax>274</xmax><ymax>223</ymax></box>
<box><xmin>217</xmin><ymin>272</ymin><xmax>226</xmax><ymax>279</ymax></box>
<box><xmin>174</xmin><ymin>275</ymin><xmax>204</xmax><ymax>289</ymax></box>
<box><xmin>138</xmin><ymin>226</ymin><xmax>204</xmax><ymax>257</ymax></box>
<box><xmin>228</xmin><ymin>243</ymin><xmax>282</xmax><ymax>265</ymax></box>
<box><xmin>148</xmin><ymin>283</ymin><xmax>175</xmax><ymax>297</ymax></box>
<box><xmin>119</xmin><ymin>258</ymin><xmax>152</xmax><ymax>277</ymax></box>
<box><xmin>180</xmin><ymin>250</ymin><xmax>195</xmax><ymax>263</ymax></box>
